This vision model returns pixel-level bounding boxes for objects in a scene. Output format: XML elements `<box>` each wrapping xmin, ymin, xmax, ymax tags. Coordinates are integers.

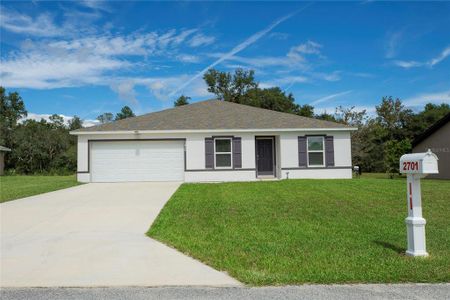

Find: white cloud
<box><xmin>310</xmin><ymin>90</ymin><xmax>353</xmax><ymax>105</ymax></box>
<box><xmin>22</xmin><ymin>113</ymin><xmax>99</xmax><ymax>127</ymax></box>
<box><xmin>385</xmin><ymin>30</ymin><xmax>403</xmax><ymax>59</ymax></box>
<box><xmin>393</xmin><ymin>60</ymin><xmax>423</xmax><ymax>68</ymax></box>
<box><xmin>209</xmin><ymin>40</ymin><xmax>324</xmax><ymax>71</ymax></box>
<box><xmin>1</xmin><ymin>43</ymin><xmax>128</xmax><ymax>89</ymax></box>
<box><xmin>176</xmin><ymin>54</ymin><xmax>201</xmax><ymax>63</ymax></box>
<box><xmin>188</xmin><ymin>33</ymin><xmax>215</xmax><ymax>47</ymax></box>
<box><xmin>393</xmin><ymin>46</ymin><xmax>450</xmax><ymax>69</ymax></box>
<box><xmin>110</xmin><ymin>81</ymin><xmax>138</xmax><ymax>104</ymax></box>
<box><xmin>1</xmin><ymin>26</ymin><xmax>215</xmax><ymax>90</ymax></box>
<box><xmin>168</xmin><ymin>7</ymin><xmax>306</xmax><ymax>97</ymax></box>
<box><xmin>429</xmin><ymin>46</ymin><xmax>450</xmax><ymax>66</ymax></box>
<box><xmin>403</xmin><ymin>90</ymin><xmax>450</xmax><ymax>108</ymax></box>
<box><xmin>0</xmin><ymin>6</ymin><xmax>63</xmax><ymax>37</ymax></box>
<box><xmin>288</xmin><ymin>40</ymin><xmax>322</xmax><ymax>57</ymax></box>
<box><xmin>314</xmin><ymin>71</ymin><xmax>341</xmax><ymax>82</ymax></box>
<box><xmin>79</xmin><ymin>0</ymin><xmax>112</xmax><ymax>12</ymax></box>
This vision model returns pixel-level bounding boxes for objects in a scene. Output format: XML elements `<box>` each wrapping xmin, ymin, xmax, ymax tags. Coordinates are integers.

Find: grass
<box><xmin>148</xmin><ymin>177</ymin><xmax>450</xmax><ymax>285</ymax></box>
<box><xmin>0</xmin><ymin>175</ymin><xmax>81</xmax><ymax>203</ymax></box>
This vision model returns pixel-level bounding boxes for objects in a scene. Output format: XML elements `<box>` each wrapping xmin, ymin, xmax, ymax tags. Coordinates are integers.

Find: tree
<box><xmin>384</xmin><ymin>139</ymin><xmax>411</xmax><ymax>178</ymax></box>
<box><xmin>0</xmin><ymin>87</ymin><xmax>27</xmax><ymax>146</ymax></box>
<box><xmin>115</xmin><ymin>106</ymin><xmax>135</xmax><ymax>120</ymax></box>
<box><xmin>49</xmin><ymin>114</ymin><xmax>65</xmax><ymax>128</ymax></box>
<box><xmin>315</xmin><ymin>111</ymin><xmax>338</xmax><ymax>122</ymax></box>
<box><xmin>375</xmin><ymin>96</ymin><xmax>413</xmax><ymax>140</ymax></box>
<box><xmin>204</xmin><ymin>68</ymin><xmax>308</xmax><ymax>116</ymax></box>
<box><xmin>297</xmin><ymin>104</ymin><xmax>314</xmax><ymax>118</ymax></box>
<box><xmin>335</xmin><ymin>106</ymin><xmax>368</xmax><ymax>127</ymax></box>
<box><xmin>9</xmin><ymin>119</ymin><xmax>74</xmax><ymax>174</ymax></box>
<box><xmin>174</xmin><ymin>95</ymin><xmax>190</xmax><ymax>107</ymax></box>
<box><xmin>97</xmin><ymin>112</ymin><xmax>114</xmax><ymax>124</ymax></box>
<box><xmin>245</xmin><ymin>87</ymin><xmax>298</xmax><ymax>113</ymax></box>
<box><xmin>203</xmin><ymin>68</ymin><xmax>258</xmax><ymax>103</ymax></box>
<box><xmin>68</xmin><ymin>116</ymin><xmax>83</xmax><ymax>131</ymax></box>
<box><xmin>405</xmin><ymin>103</ymin><xmax>450</xmax><ymax>139</ymax></box>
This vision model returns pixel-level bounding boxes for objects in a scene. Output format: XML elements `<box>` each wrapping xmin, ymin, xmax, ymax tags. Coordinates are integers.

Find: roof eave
<box><xmin>70</xmin><ymin>127</ymin><xmax>357</xmax><ymax>135</ymax></box>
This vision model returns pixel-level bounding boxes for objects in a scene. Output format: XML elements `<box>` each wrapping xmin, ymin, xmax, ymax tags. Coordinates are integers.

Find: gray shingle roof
<box><xmin>74</xmin><ymin>99</ymin><xmax>352</xmax><ymax>132</ymax></box>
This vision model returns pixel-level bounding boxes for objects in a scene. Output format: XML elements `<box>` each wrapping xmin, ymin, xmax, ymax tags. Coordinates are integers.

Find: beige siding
<box><xmin>413</xmin><ymin>121</ymin><xmax>450</xmax><ymax>179</ymax></box>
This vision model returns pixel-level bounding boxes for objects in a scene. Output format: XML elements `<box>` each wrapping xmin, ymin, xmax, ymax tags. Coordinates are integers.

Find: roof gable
<box><xmin>74</xmin><ymin>99</ymin><xmax>352</xmax><ymax>132</ymax></box>
<box><xmin>412</xmin><ymin>112</ymin><xmax>450</xmax><ymax>147</ymax></box>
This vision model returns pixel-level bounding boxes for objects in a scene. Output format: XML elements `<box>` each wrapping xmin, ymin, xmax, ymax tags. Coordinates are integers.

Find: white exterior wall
<box><xmin>75</xmin><ymin>130</ymin><xmax>353</xmax><ymax>182</ymax></box>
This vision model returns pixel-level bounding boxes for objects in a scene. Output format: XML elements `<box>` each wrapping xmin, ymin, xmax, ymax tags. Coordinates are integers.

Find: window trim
<box><xmin>214</xmin><ymin>137</ymin><xmax>233</xmax><ymax>169</ymax></box>
<box><xmin>307</xmin><ymin>136</ymin><xmax>325</xmax><ymax>167</ymax></box>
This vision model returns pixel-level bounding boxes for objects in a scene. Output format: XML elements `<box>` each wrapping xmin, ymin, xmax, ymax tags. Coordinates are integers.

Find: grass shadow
<box><xmin>373</xmin><ymin>240</ymin><xmax>406</xmax><ymax>255</ymax></box>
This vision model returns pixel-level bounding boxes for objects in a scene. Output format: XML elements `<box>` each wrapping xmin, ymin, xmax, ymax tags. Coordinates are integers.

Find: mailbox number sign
<box><xmin>402</xmin><ymin>161</ymin><xmax>419</xmax><ymax>171</ymax></box>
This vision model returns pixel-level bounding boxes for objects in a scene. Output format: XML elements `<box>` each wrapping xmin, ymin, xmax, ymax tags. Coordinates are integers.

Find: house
<box><xmin>71</xmin><ymin>100</ymin><xmax>356</xmax><ymax>183</ymax></box>
<box><xmin>0</xmin><ymin>146</ymin><xmax>11</xmax><ymax>176</ymax></box>
<box><xmin>412</xmin><ymin>112</ymin><xmax>450</xmax><ymax>179</ymax></box>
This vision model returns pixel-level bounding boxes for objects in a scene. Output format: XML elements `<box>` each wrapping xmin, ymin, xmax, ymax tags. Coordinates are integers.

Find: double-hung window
<box><xmin>214</xmin><ymin>138</ymin><xmax>232</xmax><ymax>168</ymax></box>
<box><xmin>307</xmin><ymin>136</ymin><xmax>325</xmax><ymax>167</ymax></box>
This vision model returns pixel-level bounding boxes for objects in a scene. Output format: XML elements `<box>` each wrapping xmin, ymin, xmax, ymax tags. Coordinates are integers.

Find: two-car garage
<box><xmin>90</xmin><ymin>140</ymin><xmax>185</xmax><ymax>182</ymax></box>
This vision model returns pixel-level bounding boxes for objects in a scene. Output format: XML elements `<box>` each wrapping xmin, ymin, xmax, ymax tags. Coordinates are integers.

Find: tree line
<box><xmin>175</xmin><ymin>68</ymin><xmax>450</xmax><ymax>176</ymax></box>
<box><xmin>1</xmin><ymin>67</ymin><xmax>449</xmax><ymax>175</ymax></box>
<box><xmin>0</xmin><ymin>87</ymin><xmax>136</xmax><ymax>174</ymax></box>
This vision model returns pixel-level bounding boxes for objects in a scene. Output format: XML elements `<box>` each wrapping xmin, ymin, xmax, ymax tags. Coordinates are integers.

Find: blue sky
<box><xmin>1</xmin><ymin>1</ymin><xmax>449</xmax><ymax>126</ymax></box>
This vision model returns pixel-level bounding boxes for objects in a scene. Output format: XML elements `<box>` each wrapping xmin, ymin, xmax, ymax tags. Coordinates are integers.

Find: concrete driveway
<box><xmin>0</xmin><ymin>182</ymin><xmax>240</xmax><ymax>287</ymax></box>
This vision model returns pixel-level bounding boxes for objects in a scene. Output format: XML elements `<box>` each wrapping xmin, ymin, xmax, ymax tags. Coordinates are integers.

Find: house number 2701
<box><xmin>402</xmin><ymin>161</ymin><xmax>419</xmax><ymax>171</ymax></box>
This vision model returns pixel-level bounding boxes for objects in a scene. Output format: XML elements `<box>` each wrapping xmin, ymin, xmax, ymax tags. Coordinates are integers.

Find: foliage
<box><xmin>149</xmin><ymin>179</ymin><xmax>450</xmax><ymax>285</ymax></box>
<box><xmin>97</xmin><ymin>112</ymin><xmax>114</xmax><ymax>124</ymax></box>
<box><xmin>0</xmin><ymin>86</ymin><xmax>27</xmax><ymax>146</ymax></box>
<box><xmin>204</xmin><ymin>68</ymin><xmax>258</xmax><ymax>103</ymax></box>
<box><xmin>174</xmin><ymin>95</ymin><xmax>191</xmax><ymax>107</ymax></box>
<box><xmin>8</xmin><ymin>119</ymin><xmax>76</xmax><ymax>174</ymax></box>
<box><xmin>68</xmin><ymin>116</ymin><xmax>83</xmax><ymax>131</ymax></box>
<box><xmin>115</xmin><ymin>106</ymin><xmax>135</xmax><ymax>120</ymax></box>
<box><xmin>203</xmin><ymin>68</ymin><xmax>311</xmax><ymax>116</ymax></box>
<box><xmin>405</xmin><ymin>103</ymin><xmax>450</xmax><ymax>139</ymax></box>
<box><xmin>384</xmin><ymin>139</ymin><xmax>412</xmax><ymax>178</ymax></box>
<box><xmin>297</xmin><ymin>104</ymin><xmax>314</xmax><ymax>118</ymax></box>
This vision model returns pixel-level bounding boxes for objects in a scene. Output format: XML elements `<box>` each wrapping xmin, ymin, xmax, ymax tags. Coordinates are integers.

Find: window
<box><xmin>215</xmin><ymin>138</ymin><xmax>232</xmax><ymax>168</ymax></box>
<box><xmin>307</xmin><ymin>136</ymin><xmax>325</xmax><ymax>167</ymax></box>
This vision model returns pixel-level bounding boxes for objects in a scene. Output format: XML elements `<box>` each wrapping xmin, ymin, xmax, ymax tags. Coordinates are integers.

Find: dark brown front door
<box><xmin>256</xmin><ymin>138</ymin><xmax>274</xmax><ymax>176</ymax></box>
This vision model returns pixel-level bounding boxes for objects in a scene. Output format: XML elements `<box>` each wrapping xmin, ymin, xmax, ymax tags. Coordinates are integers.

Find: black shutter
<box><xmin>325</xmin><ymin>136</ymin><xmax>335</xmax><ymax>167</ymax></box>
<box><xmin>298</xmin><ymin>136</ymin><xmax>307</xmax><ymax>167</ymax></box>
<box><xmin>232</xmin><ymin>137</ymin><xmax>242</xmax><ymax>168</ymax></box>
<box><xmin>205</xmin><ymin>138</ymin><xmax>214</xmax><ymax>169</ymax></box>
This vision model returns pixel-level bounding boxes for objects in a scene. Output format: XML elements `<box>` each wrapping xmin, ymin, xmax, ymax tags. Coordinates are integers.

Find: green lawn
<box><xmin>0</xmin><ymin>175</ymin><xmax>81</xmax><ymax>203</ymax></box>
<box><xmin>148</xmin><ymin>177</ymin><xmax>450</xmax><ymax>285</ymax></box>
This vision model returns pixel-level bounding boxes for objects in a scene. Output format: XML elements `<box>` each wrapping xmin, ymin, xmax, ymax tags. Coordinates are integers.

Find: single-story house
<box><xmin>0</xmin><ymin>145</ymin><xmax>11</xmax><ymax>176</ymax></box>
<box><xmin>71</xmin><ymin>100</ymin><xmax>356</xmax><ymax>183</ymax></box>
<box><xmin>412</xmin><ymin>112</ymin><xmax>450</xmax><ymax>179</ymax></box>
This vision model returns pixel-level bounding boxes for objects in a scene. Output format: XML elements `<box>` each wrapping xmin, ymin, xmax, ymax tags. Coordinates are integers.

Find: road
<box><xmin>2</xmin><ymin>284</ymin><xmax>449</xmax><ymax>300</ymax></box>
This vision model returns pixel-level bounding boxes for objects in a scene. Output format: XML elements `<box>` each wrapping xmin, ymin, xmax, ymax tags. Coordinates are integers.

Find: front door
<box><xmin>256</xmin><ymin>138</ymin><xmax>274</xmax><ymax>176</ymax></box>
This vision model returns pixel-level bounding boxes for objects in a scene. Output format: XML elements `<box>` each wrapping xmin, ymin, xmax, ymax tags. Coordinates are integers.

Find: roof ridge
<box><xmin>74</xmin><ymin>98</ymin><xmax>353</xmax><ymax>132</ymax></box>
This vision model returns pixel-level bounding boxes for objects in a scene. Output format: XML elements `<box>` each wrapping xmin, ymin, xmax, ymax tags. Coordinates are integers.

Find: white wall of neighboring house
<box><xmin>75</xmin><ymin>130</ymin><xmax>353</xmax><ymax>183</ymax></box>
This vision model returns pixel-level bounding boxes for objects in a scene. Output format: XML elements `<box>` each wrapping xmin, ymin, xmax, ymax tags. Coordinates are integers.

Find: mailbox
<box><xmin>400</xmin><ymin>149</ymin><xmax>439</xmax><ymax>175</ymax></box>
<box><xmin>399</xmin><ymin>149</ymin><xmax>439</xmax><ymax>257</ymax></box>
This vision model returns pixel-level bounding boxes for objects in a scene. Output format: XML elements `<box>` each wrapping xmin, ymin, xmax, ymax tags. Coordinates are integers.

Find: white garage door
<box><xmin>90</xmin><ymin>140</ymin><xmax>184</xmax><ymax>182</ymax></box>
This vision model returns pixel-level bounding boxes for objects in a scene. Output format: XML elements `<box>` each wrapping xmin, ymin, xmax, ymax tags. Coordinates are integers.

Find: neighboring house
<box><xmin>412</xmin><ymin>112</ymin><xmax>450</xmax><ymax>180</ymax></box>
<box><xmin>71</xmin><ymin>100</ymin><xmax>356</xmax><ymax>183</ymax></box>
<box><xmin>0</xmin><ymin>146</ymin><xmax>11</xmax><ymax>176</ymax></box>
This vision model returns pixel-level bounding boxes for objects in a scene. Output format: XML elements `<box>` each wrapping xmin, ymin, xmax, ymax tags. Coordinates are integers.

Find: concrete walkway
<box><xmin>0</xmin><ymin>182</ymin><xmax>240</xmax><ymax>287</ymax></box>
<box><xmin>1</xmin><ymin>284</ymin><xmax>449</xmax><ymax>300</ymax></box>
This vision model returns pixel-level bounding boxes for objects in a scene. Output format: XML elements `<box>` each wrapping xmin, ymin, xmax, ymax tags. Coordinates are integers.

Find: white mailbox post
<box><xmin>399</xmin><ymin>149</ymin><xmax>439</xmax><ymax>257</ymax></box>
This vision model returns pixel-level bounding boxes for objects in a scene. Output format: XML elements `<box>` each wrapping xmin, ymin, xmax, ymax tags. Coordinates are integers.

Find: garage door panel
<box><xmin>90</xmin><ymin>141</ymin><xmax>184</xmax><ymax>182</ymax></box>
